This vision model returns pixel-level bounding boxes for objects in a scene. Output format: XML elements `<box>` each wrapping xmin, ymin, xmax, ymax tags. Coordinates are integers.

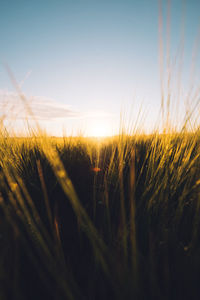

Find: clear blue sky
<box><xmin>0</xmin><ymin>0</ymin><xmax>200</xmax><ymax>135</ymax></box>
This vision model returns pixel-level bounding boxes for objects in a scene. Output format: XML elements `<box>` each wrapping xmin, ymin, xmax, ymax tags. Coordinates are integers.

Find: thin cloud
<box><xmin>0</xmin><ymin>90</ymin><xmax>113</xmax><ymax>121</ymax></box>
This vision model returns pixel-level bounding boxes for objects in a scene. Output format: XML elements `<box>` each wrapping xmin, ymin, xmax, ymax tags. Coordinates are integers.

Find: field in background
<box><xmin>0</xmin><ymin>127</ymin><xmax>200</xmax><ymax>300</ymax></box>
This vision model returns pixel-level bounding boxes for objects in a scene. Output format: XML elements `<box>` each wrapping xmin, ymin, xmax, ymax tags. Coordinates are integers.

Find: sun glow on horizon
<box><xmin>87</xmin><ymin>121</ymin><xmax>113</xmax><ymax>137</ymax></box>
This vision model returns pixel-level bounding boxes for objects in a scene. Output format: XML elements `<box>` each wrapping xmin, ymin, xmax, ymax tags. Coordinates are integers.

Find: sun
<box><xmin>88</xmin><ymin>122</ymin><xmax>111</xmax><ymax>137</ymax></box>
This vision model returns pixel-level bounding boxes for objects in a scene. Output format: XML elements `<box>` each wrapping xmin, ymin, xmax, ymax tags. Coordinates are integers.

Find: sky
<box><xmin>0</xmin><ymin>0</ymin><xmax>200</xmax><ymax>136</ymax></box>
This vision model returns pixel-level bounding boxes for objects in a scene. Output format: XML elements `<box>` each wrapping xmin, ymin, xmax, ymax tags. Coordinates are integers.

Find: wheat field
<box><xmin>0</xmin><ymin>121</ymin><xmax>200</xmax><ymax>299</ymax></box>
